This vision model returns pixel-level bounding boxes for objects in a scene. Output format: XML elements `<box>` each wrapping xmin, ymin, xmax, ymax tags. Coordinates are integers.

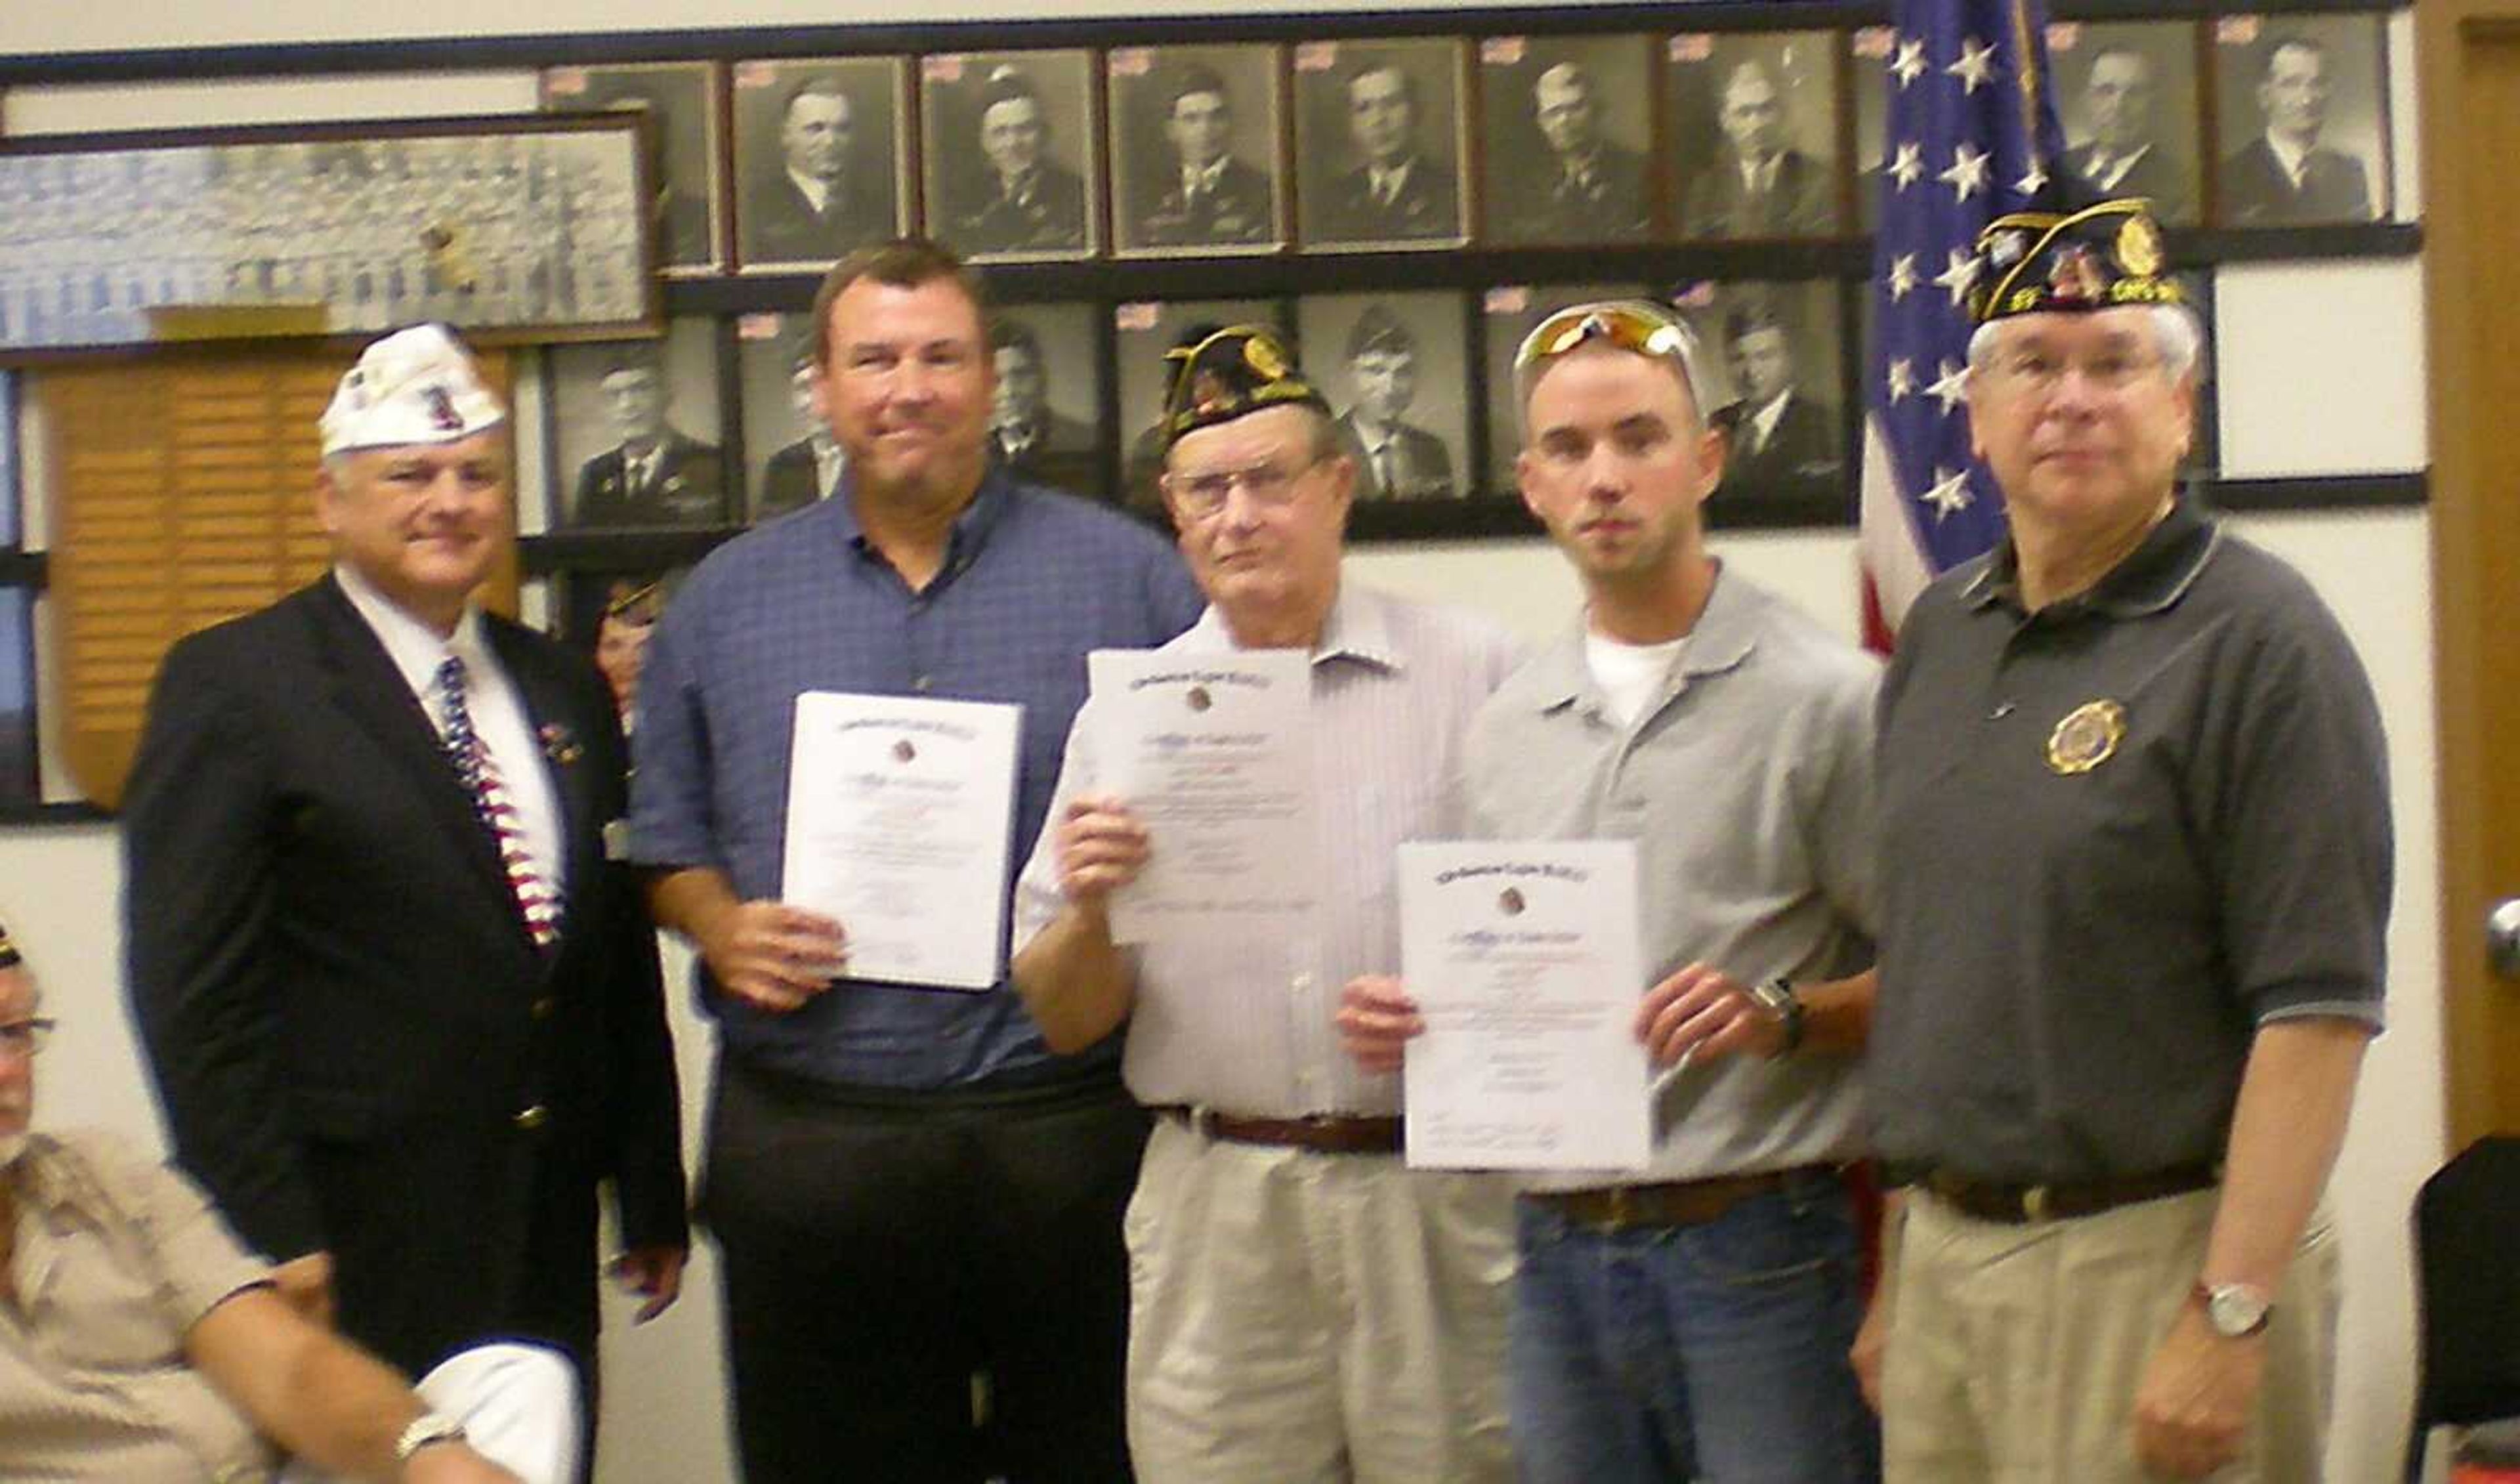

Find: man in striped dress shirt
<box><xmin>1013</xmin><ymin>325</ymin><xmax>1521</xmax><ymax>1482</ymax></box>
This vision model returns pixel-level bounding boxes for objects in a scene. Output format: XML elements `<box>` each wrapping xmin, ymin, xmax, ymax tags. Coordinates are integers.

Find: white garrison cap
<box><xmin>318</xmin><ymin>323</ymin><xmax>507</xmax><ymax>456</ymax></box>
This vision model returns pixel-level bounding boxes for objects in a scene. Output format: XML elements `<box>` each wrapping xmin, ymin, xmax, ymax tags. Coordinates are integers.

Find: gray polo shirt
<box><xmin>1871</xmin><ymin>498</ymin><xmax>2391</xmax><ymax>1185</ymax></box>
<box><xmin>1458</xmin><ymin>566</ymin><xmax>1880</xmax><ymax>1193</ymax></box>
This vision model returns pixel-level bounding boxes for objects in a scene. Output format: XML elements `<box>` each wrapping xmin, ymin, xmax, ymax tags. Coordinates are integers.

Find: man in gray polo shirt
<box><xmin>1862</xmin><ymin>194</ymin><xmax>2389</xmax><ymax>1482</ymax></box>
<box><xmin>1340</xmin><ymin>299</ymin><xmax>1881</xmax><ymax>1482</ymax></box>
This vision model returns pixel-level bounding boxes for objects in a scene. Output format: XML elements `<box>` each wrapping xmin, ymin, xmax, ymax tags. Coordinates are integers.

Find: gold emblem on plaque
<box><xmin>2046</xmin><ymin>700</ymin><xmax>2126</xmax><ymax>775</ymax></box>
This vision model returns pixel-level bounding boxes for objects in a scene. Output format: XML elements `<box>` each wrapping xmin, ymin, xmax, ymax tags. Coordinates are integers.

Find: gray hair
<box><xmin>1965</xmin><ymin>302</ymin><xmax>2204</xmax><ymax>383</ymax></box>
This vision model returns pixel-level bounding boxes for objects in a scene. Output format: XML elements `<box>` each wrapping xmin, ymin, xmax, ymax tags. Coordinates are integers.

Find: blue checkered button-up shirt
<box><xmin>630</xmin><ymin>471</ymin><xmax>1204</xmax><ymax>1089</ymax></box>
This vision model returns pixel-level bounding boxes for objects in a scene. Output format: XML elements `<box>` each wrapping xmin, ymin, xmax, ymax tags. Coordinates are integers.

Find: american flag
<box><xmin>1857</xmin><ymin>0</ymin><xmax>2068</xmax><ymax>650</ymax></box>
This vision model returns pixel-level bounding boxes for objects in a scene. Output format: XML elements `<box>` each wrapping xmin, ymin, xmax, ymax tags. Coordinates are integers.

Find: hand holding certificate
<box><xmin>1085</xmin><ymin>648</ymin><xmax>1317</xmax><ymax>944</ymax></box>
<box><xmin>1396</xmin><ymin>841</ymin><xmax>1653</xmax><ymax>1171</ymax></box>
<box><xmin>780</xmin><ymin>691</ymin><xmax>1022</xmax><ymax>990</ymax></box>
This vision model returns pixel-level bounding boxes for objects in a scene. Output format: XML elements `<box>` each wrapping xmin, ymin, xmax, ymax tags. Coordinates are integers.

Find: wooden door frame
<box><xmin>2422</xmin><ymin>0</ymin><xmax>2520</xmax><ymax>1145</ymax></box>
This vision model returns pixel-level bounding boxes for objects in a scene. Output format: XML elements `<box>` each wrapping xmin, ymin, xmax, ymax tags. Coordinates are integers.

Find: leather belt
<box><xmin>1154</xmin><ymin>1105</ymin><xmax>1403</xmax><ymax>1155</ymax></box>
<box><xmin>1526</xmin><ymin>1167</ymin><xmax>1825</xmax><ymax>1233</ymax></box>
<box><xmin>1913</xmin><ymin>1162</ymin><xmax>2220</xmax><ymax>1225</ymax></box>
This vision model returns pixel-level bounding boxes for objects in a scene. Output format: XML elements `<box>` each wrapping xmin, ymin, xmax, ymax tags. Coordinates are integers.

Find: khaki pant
<box><xmin>1882</xmin><ymin>1187</ymin><xmax>2338</xmax><ymax>1483</ymax></box>
<box><xmin>1122</xmin><ymin>1117</ymin><xmax>1517</xmax><ymax>1484</ymax></box>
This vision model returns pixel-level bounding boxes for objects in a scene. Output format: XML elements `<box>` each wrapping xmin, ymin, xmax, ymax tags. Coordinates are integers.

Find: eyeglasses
<box><xmin>1513</xmin><ymin>300</ymin><xmax>1699</xmax><ymax>374</ymax></box>
<box><xmin>1160</xmin><ymin>456</ymin><xmax>1326</xmax><ymax>519</ymax></box>
<box><xmin>0</xmin><ymin>1017</ymin><xmax>54</xmax><ymax>1060</ymax></box>
<box><xmin>1977</xmin><ymin>347</ymin><xmax>2164</xmax><ymax>398</ymax></box>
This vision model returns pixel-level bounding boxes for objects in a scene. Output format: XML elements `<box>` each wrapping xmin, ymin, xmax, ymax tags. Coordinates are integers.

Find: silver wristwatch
<box><xmin>1746</xmin><ymin>977</ymin><xmax>1805</xmax><ymax>1057</ymax></box>
<box><xmin>393</xmin><ymin>1411</ymin><xmax>469</xmax><ymax>1464</ymax></box>
<box><xmin>2195</xmin><ymin>1281</ymin><xmax>2273</xmax><ymax>1338</ymax></box>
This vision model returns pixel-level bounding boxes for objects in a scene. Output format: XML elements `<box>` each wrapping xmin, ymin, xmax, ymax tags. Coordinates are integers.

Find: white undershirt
<box><xmin>334</xmin><ymin>564</ymin><xmax>568</xmax><ymax>899</ymax></box>
<box><xmin>1583</xmin><ymin>627</ymin><xmax>1690</xmax><ymax>730</ymax></box>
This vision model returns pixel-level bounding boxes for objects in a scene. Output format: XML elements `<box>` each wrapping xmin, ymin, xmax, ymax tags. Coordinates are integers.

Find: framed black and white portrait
<box><xmin>1295</xmin><ymin>291</ymin><xmax>1468</xmax><ymax>501</ymax></box>
<box><xmin>1292</xmin><ymin>38</ymin><xmax>1469</xmax><ymax>252</ymax></box>
<box><xmin>2048</xmin><ymin>20</ymin><xmax>2202</xmax><ymax>226</ymax></box>
<box><xmin>1851</xmin><ymin>26</ymin><xmax>1892</xmax><ymax>234</ymax></box>
<box><xmin>1108</xmin><ymin>44</ymin><xmax>1286</xmax><ymax>257</ymax></box>
<box><xmin>1666</xmin><ymin>31</ymin><xmax>1843</xmax><ymax>241</ymax></box>
<box><xmin>730</xmin><ymin>56</ymin><xmax>910</xmax><ymax>270</ymax></box>
<box><xmin>921</xmin><ymin>51</ymin><xmax>1100</xmax><ymax>263</ymax></box>
<box><xmin>547</xmin><ymin>318</ymin><xmax>732</xmax><ymax>530</ymax></box>
<box><xmin>1667</xmin><ymin>278</ymin><xmax>1846</xmax><ymax>521</ymax></box>
<box><xmin>986</xmin><ymin>303</ymin><xmax>1109</xmax><ymax>502</ymax></box>
<box><xmin>1477</xmin><ymin>282</ymin><xmax>1646</xmax><ymax>491</ymax></box>
<box><xmin>1114</xmin><ymin>297</ymin><xmax>1290</xmax><ymax>516</ymax></box>
<box><xmin>733</xmin><ymin>311</ymin><xmax>836</xmax><ymax>523</ymax></box>
<box><xmin>1477</xmin><ymin>35</ymin><xmax>1657</xmax><ymax>246</ymax></box>
<box><xmin>2211</xmin><ymin>13</ymin><xmax>2390</xmax><ymax>227</ymax></box>
<box><xmin>540</xmin><ymin>61</ymin><xmax>726</xmax><ymax>274</ymax></box>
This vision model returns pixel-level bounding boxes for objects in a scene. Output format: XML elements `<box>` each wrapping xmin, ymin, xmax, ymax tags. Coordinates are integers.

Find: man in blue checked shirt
<box><xmin>629</xmin><ymin>238</ymin><xmax>1202</xmax><ymax>1484</ymax></box>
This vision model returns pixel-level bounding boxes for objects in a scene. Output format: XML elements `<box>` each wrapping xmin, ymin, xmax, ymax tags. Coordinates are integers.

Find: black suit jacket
<box><xmin>948</xmin><ymin>163</ymin><xmax>1090</xmax><ymax>255</ymax></box>
<box><xmin>1311</xmin><ymin>156</ymin><xmax>1461</xmax><ymax>244</ymax></box>
<box><xmin>996</xmin><ymin>412</ymin><xmax>1102</xmax><ymax>499</ymax></box>
<box><xmin>1336</xmin><ymin>413</ymin><xmax>1457</xmax><ymax>501</ymax></box>
<box><xmin>756</xmin><ymin>437</ymin><xmax>830</xmax><ymax>520</ymax></box>
<box><xmin>1715</xmin><ymin>392</ymin><xmax>1842</xmax><ymax>505</ymax></box>
<box><xmin>1680</xmin><ymin>149</ymin><xmax>1836</xmax><ymax>239</ymax></box>
<box><xmin>572</xmin><ymin>433</ymin><xmax>728</xmax><ymax>528</ymax></box>
<box><xmin>1135</xmin><ymin>155</ymin><xmax>1276</xmax><ymax>247</ymax></box>
<box><xmin>122</xmin><ymin>576</ymin><xmax>687</xmax><ymax>1378</ymax></box>
<box><xmin>2220</xmin><ymin>137</ymin><xmax>2372</xmax><ymax>226</ymax></box>
<box><xmin>2062</xmin><ymin>142</ymin><xmax>2196</xmax><ymax>224</ymax></box>
<box><xmin>1507</xmin><ymin>141</ymin><xmax>1652</xmax><ymax>243</ymax></box>
<box><xmin>744</xmin><ymin>171</ymin><xmax>892</xmax><ymax>265</ymax></box>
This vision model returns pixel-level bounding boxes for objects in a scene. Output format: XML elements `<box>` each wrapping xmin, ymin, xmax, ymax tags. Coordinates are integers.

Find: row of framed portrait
<box><xmin>536</xmin><ymin>268</ymin><xmax>2221</xmax><ymax>541</ymax></box>
<box><xmin>544</xmin><ymin>11</ymin><xmax>2395</xmax><ymax>275</ymax></box>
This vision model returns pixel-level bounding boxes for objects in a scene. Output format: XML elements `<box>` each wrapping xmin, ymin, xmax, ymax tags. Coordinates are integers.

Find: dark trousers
<box><xmin>702</xmin><ymin>1058</ymin><xmax>1147</xmax><ymax>1484</ymax></box>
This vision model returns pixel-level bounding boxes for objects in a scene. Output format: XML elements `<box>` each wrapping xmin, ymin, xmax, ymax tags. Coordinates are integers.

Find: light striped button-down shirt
<box><xmin>1014</xmin><ymin>583</ymin><xmax>1519</xmax><ymax>1117</ymax></box>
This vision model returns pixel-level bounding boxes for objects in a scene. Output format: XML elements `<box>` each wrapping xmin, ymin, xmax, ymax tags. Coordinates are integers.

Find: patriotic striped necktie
<box><xmin>434</xmin><ymin>654</ymin><xmax>562</xmax><ymax>950</ymax></box>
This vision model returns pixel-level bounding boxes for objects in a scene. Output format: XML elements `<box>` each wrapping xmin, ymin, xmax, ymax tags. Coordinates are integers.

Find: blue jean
<box><xmin>1509</xmin><ymin>1169</ymin><xmax>1881</xmax><ymax>1484</ymax></box>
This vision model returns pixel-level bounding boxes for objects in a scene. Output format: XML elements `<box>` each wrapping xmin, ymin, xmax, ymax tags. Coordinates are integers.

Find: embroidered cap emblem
<box><xmin>2046</xmin><ymin>700</ymin><xmax>2127</xmax><ymax>775</ymax></box>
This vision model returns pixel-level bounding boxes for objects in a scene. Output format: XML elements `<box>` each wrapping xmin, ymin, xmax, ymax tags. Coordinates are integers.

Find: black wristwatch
<box><xmin>1747</xmin><ymin>977</ymin><xmax>1805</xmax><ymax>1057</ymax></box>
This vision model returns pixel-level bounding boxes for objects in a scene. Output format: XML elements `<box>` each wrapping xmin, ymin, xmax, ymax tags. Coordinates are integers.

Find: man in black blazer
<box><xmin>989</xmin><ymin>316</ymin><xmax>1102</xmax><ymax>498</ymax></box>
<box><xmin>946</xmin><ymin>66</ymin><xmax>1089</xmax><ymax>256</ymax></box>
<box><xmin>2221</xmin><ymin>35</ymin><xmax>2372</xmax><ymax>225</ymax></box>
<box><xmin>1134</xmin><ymin>66</ymin><xmax>1276</xmax><ymax>247</ymax></box>
<box><xmin>1681</xmin><ymin>60</ymin><xmax>1836</xmax><ymax>239</ymax></box>
<box><xmin>1334</xmin><ymin>305</ymin><xmax>1456</xmax><ymax>500</ymax></box>
<box><xmin>2059</xmin><ymin>46</ymin><xmax>2197</xmax><ymax>224</ymax></box>
<box><xmin>1509</xmin><ymin>61</ymin><xmax>1652</xmax><ymax>244</ymax></box>
<box><xmin>570</xmin><ymin>350</ymin><xmax>727</xmax><ymax>528</ymax></box>
<box><xmin>755</xmin><ymin>343</ymin><xmax>844</xmax><ymax>520</ymax></box>
<box><xmin>122</xmin><ymin>324</ymin><xmax>689</xmax><ymax>1389</ymax></box>
<box><xmin>1712</xmin><ymin>305</ymin><xmax>1841</xmax><ymax>507</ymax></box>
<box><xmin>1312</xmin><ymin>61</ymin><xmax>1460</xmax><ymax>245</ymax></box>
<box><xmin>744</xmin><ymin>75</ymin><xmax>893</xmax><ymax>265</ymax></box>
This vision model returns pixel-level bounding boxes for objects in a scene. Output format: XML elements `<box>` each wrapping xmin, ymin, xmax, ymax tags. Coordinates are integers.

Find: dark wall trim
<box><xmin>0</xmin><ymin>801</ymin><xmax>111</xmax><ymax>826</ymax></box>
<box><xmin>2208</xmin><ymin>471</ymin><xmax>2429</xmax><ymax>512</ymax></box>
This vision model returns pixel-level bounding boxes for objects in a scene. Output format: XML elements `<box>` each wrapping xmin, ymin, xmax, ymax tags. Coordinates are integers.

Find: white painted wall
<box><xmin>0</xmin><ymin>5</ymin><xmax>2444</xmax><ymax>1482</ymax></box>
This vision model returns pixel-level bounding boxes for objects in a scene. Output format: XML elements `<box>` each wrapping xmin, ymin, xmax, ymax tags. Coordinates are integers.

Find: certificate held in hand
<box><xmin>1397</xmin><ymin>839</ymin><xmax>1654</xmax><ymax>1171</ymax></box>
<box><xmin>780</xmin><ymin>690</ymin><xmax>1023</xmax><ymax>990</ymax></box>
<box><xmin>1086</xmin><ymin>647</ymin><xmax>1318</xmax><ymax>944</ymax></box>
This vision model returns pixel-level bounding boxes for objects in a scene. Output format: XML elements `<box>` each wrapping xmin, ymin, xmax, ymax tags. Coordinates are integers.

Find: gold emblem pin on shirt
<box><xmin>2046</xmin><ymin>700</ymin><xmax>2127</xmax><ymax>775</ymax></box>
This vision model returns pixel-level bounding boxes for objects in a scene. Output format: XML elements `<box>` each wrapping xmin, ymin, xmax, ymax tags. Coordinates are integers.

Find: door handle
<box><xmin>2490</xmin><ymin>898</ymin><xmax>2520</xmax><ymax>980</ymax></box>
